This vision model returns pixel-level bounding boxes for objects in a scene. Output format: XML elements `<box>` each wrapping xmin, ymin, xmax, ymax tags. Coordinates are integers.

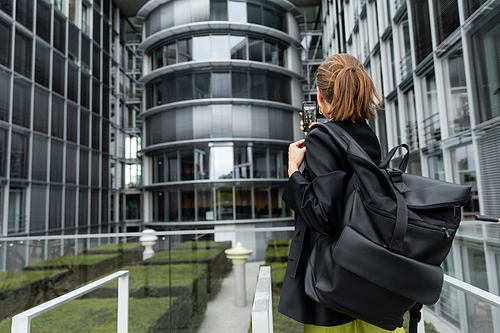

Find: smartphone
<box><xmin>302</xmin><ymin>101</ymin><xmax>318</xmax><ymax>132</ymax></box>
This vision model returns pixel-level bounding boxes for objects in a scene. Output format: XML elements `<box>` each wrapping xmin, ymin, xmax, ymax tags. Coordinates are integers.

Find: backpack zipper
<box><xmin>364</xmin><ymin>201</ymin><xmax>454</xmax><ymax>237</ymax></box>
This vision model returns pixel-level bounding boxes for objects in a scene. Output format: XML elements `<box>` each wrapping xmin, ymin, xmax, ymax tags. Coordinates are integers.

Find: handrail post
<box><xmin>252</xmin><ymin>266</ymin><xmax>273</xmax><ymax>333</ymax></box>
<box><xmin>117</xmin><ymin>272</ymin><xmax>129</xmax><ymax>333</ymax></box>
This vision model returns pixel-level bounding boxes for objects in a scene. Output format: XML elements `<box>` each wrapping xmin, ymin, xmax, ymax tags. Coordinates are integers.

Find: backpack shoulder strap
<box><xmin>314</xmin><ymin>122</ymin><xmax>377</xmax><ymax>169</ymax></box>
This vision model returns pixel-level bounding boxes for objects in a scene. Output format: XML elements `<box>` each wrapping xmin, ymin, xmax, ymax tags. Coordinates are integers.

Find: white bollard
<box><xmin>225</xmin><ymin>242</ymin><xmax>253</xmax><ymax>307</ymax></box>
<box><xmin>139</xmin><ymin>229</ymin><xmax>158</xmax><ymax>261</ymax></box>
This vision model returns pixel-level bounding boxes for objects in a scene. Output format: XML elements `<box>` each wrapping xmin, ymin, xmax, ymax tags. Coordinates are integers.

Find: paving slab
<box><xmin>196</xmin><ymin>261</ymin><xmax>264</xmax><ymax>333</ymax></box>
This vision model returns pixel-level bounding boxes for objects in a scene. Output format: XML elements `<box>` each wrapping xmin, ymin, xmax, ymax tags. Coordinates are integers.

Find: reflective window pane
<box><xmin>167</xmin><ymin>43</ymin><xmax>176</xmax><ymax>65</ymax></box>
<box><xmin>178</xmin><ymin>38</ymin><xmax>192</xmax><ymax>63</ymax></box>
<box><xmin>0</xmin><ymin>70</ymin><xmax>10</xmax><ymax>121</ymax></box>
<box><xmin>168</xmin><ymin>190</ymin><xmax>178</xmax><ymax>221</ymax></box>
<box><xmin>181</xmin><ymin>150</ymin><xmax>194</xmax><ymax>181</ymax></box>
<box><xmin>30</xmin><ymin>185</ymin><xmax>46</xmax><ymax>232</ymax></box>
<box><xmin>247</xmin><ymin>3</ymin><xmax>261</xmax><ymax>24</ymax></box>
<box><xmin>198</xmin><ymin>188</ymin><xmax>213</xmax><ymax>221</ymax></box>
<box><xmin>12</xmin><ymin>78</ymin><xmax>31</xmax><ymax>128</ymax></box>
<box><xmin>230</xmin><ymin>35</ymin><xmax>246</xmax><ymax>59</ymax></box>
<box><xmin>34</xmin><ymin>86</ymin><xmax>49</xmax><ymax>133</ymax></box>
<box><xmin>0</xmin><ymin>19</ymin><xmax>11</xmax><ymax>67</ymax></box>
<box><xmin>10</xmin><ymin>131</ymin><xmax>29</xmax><ymax>179</ymax></box>
<box><xmin>53</xmin><ymin>11</ymin><xmax>66</xmax><ymax>53</ymax></box>
<box><xmin>195</xmin><ymin>73</ymin><xmax>211</xmax><ymax>99</ymax></box>
<box><xmin>235</xmin><ymin>188</ymin><xmax>252</xmax><ymax>219</ymax></box>
<box><xmin>32</xmin><ymin>135</ymin><xmax>48</xmax><ymax>181</ymax></box>
<box><xmin>16</xmin><ymin>0</ymin><xmax>33</xmax><ymax>30</ymax></box>
<box><xmin>211</xmin><ymin>72</ymin><xmax>230</xmax><ymax>98</ymax></box>
<box><xmin>234</xmin><ymin>146</ymin><xmax>251</xmax><ymax>179</ymax></box>
<box><xmin>50</xmin><ymin>140</ymin><xmax>64</xmax><ymax>183</ymax></box>
<box><xmin>181</xmin><ymin>189</ymin><xmax>195</xmax><ymax>221</ymax></box>
<box><xmin>211</xmin><ymin>35</ymin><xmax>229</xmax><ymax>59</ymax></box>
<box><xmin>451</xmin><ymin>144</ymin><xmax>479</xmax><ymax>217</ymax></box>
<box><xmin>253</xmin><ymin>148</ymin><xmax>267</xmax><ymax>178</ymax></box>
<box><xmin>249</xmin><ymin>38</ymin><xmax>263</xmax><ymax>61</ymax></box>
<box><xmin>195</xmin><ymin>147</ymin><xmax>210</xmax><ymax>180</ymax></box>
<box><xmin>254</xmin><ymin>187</ymin><xmax>269</xmax><ymax>218</ymax></box>
<box><xmin>232</xmin><ymin>71</ymin><xmax>248</xmax><ymax>98</ymax></box>
<box><xmin>153</xmin><ymin>191</ymin><xmax>165</xmax><ymax>222</ymax></box>
<box><xmin>51</xmin><ymin>95</ymin><xmax>64</xmax><ymax>138</ymax></box>
<box><xmin>216</xmin><ymin>187</ymin><xmax>233</xmax><ymax>220</ymax></box>
<box><xmin>52</xmin><ymin>52</ymin><xmax>65</xmax><ymax>96</ymax></box>
<box><xmin>192</xmin><ymin>36</ymin><xmax>211</xmax><ymax>61</ymax></box>
<box><xmin>445</xmin><ymin>49</ymin><xmax>470</xmax><ymax>135</ymax></box>
<box><xmin>210</xmin><ymin>0</ymin><xmax>228</xmax><ymax>20</ymax></box>
<box><xmin>228</xmin><ymin>1</ymin><xmax>246</xmax><ymax>22</ymax></box>
<box><xmin>167</xmin><ymin>152</ymin><xmax>178</xmax><ymax>182</ymax></box>
<box><xmin>176</xmin><ymin>74</ymin><xmax>193</xmax><ymax>100</ymax></box>
<box><xmin>14</xmin><ymin>31</ymin><xmax>32</xmax><ymax>78</ymax></box>
<box><xmin>212</xmin><ymin>146</ymin><xmax>233</xmax><ymax>179</ymax></box>
<box><xmin>35</xmin><ymin>41</ymin><xmax>50</xmax><ymax>87</ymax></box>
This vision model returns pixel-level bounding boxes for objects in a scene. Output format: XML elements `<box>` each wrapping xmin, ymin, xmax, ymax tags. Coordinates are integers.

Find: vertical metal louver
<box><xmin>477</xmin><ymin>126</ymin><xmax>500</xmax><ymax>216</ymax></box>
<box><xmin>433</xmin><ymin>0</ymin><xmax>460</xmax><ymax>44</ymax></box>
<box><xmin>410</xmin><ymin>0</ymin><xmax>433</xmax><ymax>64</ymax></box>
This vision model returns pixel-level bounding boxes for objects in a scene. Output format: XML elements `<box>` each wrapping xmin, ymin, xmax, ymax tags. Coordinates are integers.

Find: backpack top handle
<box><xmin>379</xmin><ymin>144</ymin><xmax>410</xmax><ymax>172</ymax></box>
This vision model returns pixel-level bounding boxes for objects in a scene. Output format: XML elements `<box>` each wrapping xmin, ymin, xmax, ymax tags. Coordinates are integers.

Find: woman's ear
<box><xmin>317</xmin><ymin>87</ymin><xmax>324</xmax><ymax>104</ymax></box>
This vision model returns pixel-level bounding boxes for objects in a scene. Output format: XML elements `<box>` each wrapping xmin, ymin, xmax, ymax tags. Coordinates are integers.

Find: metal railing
<box><xmin>422</xmin><ymin>112</ymin><xmax>441</xmax><ymax>144</ymax></box>
<box><xmin>252</xmin><ymin>266</ymin><xmax>273</xmax><ymax>333</ymax></box>
<box><xmin>11</xmin><ymin>271</ymin><xmax>129</xmax><ymax>333</ymax></box>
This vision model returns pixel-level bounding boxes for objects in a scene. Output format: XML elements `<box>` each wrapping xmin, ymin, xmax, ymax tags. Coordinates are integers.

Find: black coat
<box><xmin>278</xmin><ymin>119</ymin><xmax>381</xmax><ymax>326</ymax></box>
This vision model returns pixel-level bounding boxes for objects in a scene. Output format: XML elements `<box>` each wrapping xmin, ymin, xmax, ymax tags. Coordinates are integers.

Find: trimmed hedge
<box><xmin>145</xmin><ymin>249</ymin><xmax>231</xmax><ymax>294</ymax></box>
<box><xmin>267</xmin><ymin>239</ymin><xmax>291</xmax><ymax>248</ymax></box>
<box><xmin>0</xmin><ymin>297</ymin><xmax>179</xmax><ymax>333</ymax></box>
<box><xmin>264</xmin><ymin>246</ymin><xmax>289</xmax><ymax>263</ymax></box>
<box><xmin>0</xmin><ymin>270</ymin><xmax>70</xmax><ymax>322</ymax></box>
<box><xmin>83</xmin><ymin>242</ymin><xmax>143</xmax><ymax>266</ymax></box>
<box><xmin>23</xmin><ymin>254</ymin><xmax>121</xmax><ymax>294</ymax></box>
<box><xmin>173</xmin><ymin>240</ymin><xmax>232</xmax><ymax>251</ymax></box>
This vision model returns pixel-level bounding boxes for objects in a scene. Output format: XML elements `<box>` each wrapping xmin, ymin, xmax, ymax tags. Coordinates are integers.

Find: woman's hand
<box><xmin>288</xmin><ymin>139</ymin><xmax>306</xmax><ymax>177</ymax></box>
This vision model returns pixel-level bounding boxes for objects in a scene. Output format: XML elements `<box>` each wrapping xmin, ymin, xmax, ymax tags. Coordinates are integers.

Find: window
<box><xmin>433</xmin><ymin>0</ymin><xmax>459</xmax><ymax>44</ymax></box>
<box><xmin>52</xmin><ymin>52</ymin><xmax>65</xmax><ymax>96</ymax></box>
<box><xmin>247</xmin><ymin>3</ymin><xmax>261</xmax><ymax>25</ymax></box>
<box><xmin>211</xmin><ymin>146</ymin><xmax>233</xmax><ymax>179</ymax></box>
<box><xmin>195</xmin><ymin>147</ymin><xmax>210</xmax><ymax>180</ymax></box>
<box><xmin>52</xmin><ymin>95</ymin><xmax>64</xmax><ymax>138</ymax></box>
<box><xmin>50</xmin><ymin>139</ymin><xmax>64</xmax><ymax>183</ymax></box>
<box><xmin>253</xmin><ymin>148</ymin><xmax>267</xmax><ymax>178</ymax></box>
<box><xmin>0</xmin><ymin>70</ymin><xmax>10</xmax><ymax>121</ymax></box>
<box><xmin>79</xmin><ymin>188</ymin><xmax>88</xmax><ymax>231</ymax></box>
<box><xmin>248</xmin><ymin>38</ymin><xmax>263</xmax><ymax>61</ymax></box>
<box><xmin>427</xmin><ymin>154</ymin><xmax>445</xmax><ymax>180</ymax></box>
<box><xmin>81</xmin><ymin>71</ymin><xmax>90</xmax><ymax>108</ymax></box>
<box><xmin>53</xmin><ymin>11</ymin><xmax>66</xmax><ymax>53</ymax></box>
<box><xmin>444</xmin><ymin>48</ymin><xmax>469</xmax><ymax>136</ymax></box>
<box><xmin>68</xmin><ymin>22</ymin><xmax>79</xmax><ymax>60</ymax></box>
<box><xmin>49</xmin><ymin>186</ymin><xmax>62</xmax><ymax>230</ymax></box>
<box><xmin>67</xmin><ymin>103</ymin><xmax>78</xmax><ymax>143</ymax></box>
<box><xmin>228</xmin><ymin>1</ymin><xmax>246</xmax><ymax>22</ymax></box>
<box><xmin>16</xmin><ymin>0</ymin><xmax>33</xmax><ymax>31</ymax></box>
<box><xmin>0</xmin><ymin>0</ymin><xmax>12</xmax><ymax>15</ymax></box>
<box><xmin>180</xmin><ymin>150</ymin><xmax>194</xmax><ymax>180</ymax></box>
<box><xmin>12</xmin><ymin>78</ymin><xmax>31</xmax><ymax>128</ymax></box>
<box><xmin>30</xmin><ymin>185</ymin><xmax>46</xmax><ymax>232</ymax></box>
<box><xmin>234</xmin><ymin>146</ymin><xmax>251</xmax><ymax>178</ymax></box>
<box><xmin>210</xmin><ymin>0</ymin><xmax>228</xmax><ymax>20</ymax></box>
<box><xmin>194</xmin><ymin>73</ymin><xmax>210</xmax><ymax>99</ymax></box>
<box><xmin>451</xmin><ymin>144</ymin><xmax>479</xmax><ymax>217</ymax></box>
<box><xmin>36</xmin><ymin>0</ymin><xmax>52</xmax><ymax>43</ymax></box>
<box><xmin>180</xmin><ymin>189</ymin><xmax>195</xmax><ymax>221</ymax></box>
<box><xmin>197</xmin><ymin>188</ymin><xmax>213</xmax><ymax>220</ymax></box>
<box><xmin>79</xmin><ymin>149</ymin><xmax>89</xmax><ymax>185</ymax></box>
<box><xmin>10</xmin><ymin>131</ymin><xmax>29</xmax><ymax>179</ymax></box>
<box><xmin>0</xmin><ymin>18</ymin><xmax>11</xmax><ymax>67</ymax></box>
<box><xmin>215</xmin><ymin>187</ymin><xmax>233</xmax><ymax>220</ymax></box>
<box><xmin>192</xmin><ymin>36</ymin><xmax>211</xmax><ymax>61</ymax></box>
<box><xmin>66</xmin><ymin>144</ymin><xmax>77</xmax><ymax>184</ymax></box>
<box><xmin>254</xmin><ymin>187</ymin><xmax>269</xmax><ymax>218</ymax></box>
<box><xmin>235</xmin><ymin>188</ymin><xmax>252</xmax><ymax>219</ymax></box>
<box><xmin>211</xmin><ymin>72</ymin><xmax>230</xmax><ymax>98</ymax></box>
<box><xmin>35</xmin><ymin>41</ymin><xmax>50</xmax><ymax>87</ymax></box>
<box><xmin>67</xmin><ymin>61</ymin><xmax>79</xmax><ymax>102</ymax></box>
<box><xmin>0</xmin><ymin>127</ymin><xmax>7</xmax><ymax>176</ymax></box>
<box><xmin>14</xmin><ymin>31</ymin><xmax>32</xmax><ymax>78</ymax></box>
<box><xmin>422</xmin><ymin>71</ymin><xmax>440</xmax><ymax>144</ymax></box>
<box><xmin>153</xmin><ymin>191</ymin><xmax>165</xmax><ymax>222</ymax></box>
<box><xmin>166</xmin><ymin>43</ymin><xmax>176</xmax><ymax>65</ymax></box>
<box><xmin>93</xmin><ymin>9</ymin><xmax>100</xmax><ymax>45</ymax></box>
<box><xmin>178</xmin><ymin>39</ymin><xmax>192</xmax><ymax>63</ymax></box>
<box><xmin>232</xmin><ymin>71</ymin><xmax>248</xmax><ymax>98</ymax></box>
<box><xmin>211</xmin><ymin>35</ymin><xmax>229</xmax><ymax>59</ymax></box>
<box><xmin>8</xmin><ymin>187</ymin><xmax>26</xmax><ymax>234</ymax></box>
<box><xmin>404</xmin><ymin>89</ymin><xmax>418</xmax><ymax>150</ymax></box>
<box><xmin>80</xmin><ymin>110</ymin><xmax>89</xmax><ymax>146</ymax></box>
<box><xmin>34</xmin><ymin>87</ymin><xmax>49</xmax><ymax>133</ymax></box>
<box><xmin>230</xmin><ymin>35</ymin><xmax>246</xmax><ymax>59</ymax></box>
<box><xmin>176</xmin><ymin>74</ymin><xmax>193</xmax><ymax>100</ymax></box>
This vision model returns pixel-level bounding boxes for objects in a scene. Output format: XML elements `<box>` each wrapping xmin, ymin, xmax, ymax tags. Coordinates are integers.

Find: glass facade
<box><xmin>145</xmin><ymin>0</ymin><xmax>287</xmax><ymax>37</ymax></box>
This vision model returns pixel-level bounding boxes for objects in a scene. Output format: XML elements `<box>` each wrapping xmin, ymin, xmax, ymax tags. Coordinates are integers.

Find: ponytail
<box><xmin>316</xmin><ymin>54</ymin><xmax>381</xmax><ymax>122</ymax></box>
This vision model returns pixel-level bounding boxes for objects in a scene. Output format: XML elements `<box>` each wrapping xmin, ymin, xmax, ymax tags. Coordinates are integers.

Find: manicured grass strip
<box><xmin>173</xmin><ymin>240</ymin><xmax>232</xmax><ymax>251</ymax></box>
<box><xmin>0</xmin><ymin>270</ymin><xmax>69</xmax><ymax>293</ymax></box>
<box><xmin>24</xmin><ymin>254</ymin><xmax>121</xmax><ymax>269</ymax></box>
<box><xmin>83</xmin><ymin>242</ymin><xmax>143</xmax><ymax>253</ymax></box>
<box><xmin>0</xmin><ymin>297</ymin><xmax>176</xmax><ymax>333</ymax></box>
<box><xmin>264</xmin><ymin>246</ymin><xmax>290</xmax><ymax>263</ymax></box>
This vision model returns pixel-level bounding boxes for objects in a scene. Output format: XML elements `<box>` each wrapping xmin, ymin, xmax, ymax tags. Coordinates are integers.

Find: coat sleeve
<box><xmin>282</xmin><ymin>128</ymin><xmax>348</xmax><ymax>236</ymax></box>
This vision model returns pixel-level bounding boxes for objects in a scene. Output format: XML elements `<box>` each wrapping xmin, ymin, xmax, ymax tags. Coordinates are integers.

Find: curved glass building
<box><xmin>136</xmin><ymin>0</ymin><xmax>304</xmax><ymax>253</ymax></box>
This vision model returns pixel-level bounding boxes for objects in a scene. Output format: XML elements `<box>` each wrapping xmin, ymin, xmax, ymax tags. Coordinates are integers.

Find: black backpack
<box><xmin>304</xmin><ymin>123</ymin><xmax>471</xmax><ymax>332</ymax></box>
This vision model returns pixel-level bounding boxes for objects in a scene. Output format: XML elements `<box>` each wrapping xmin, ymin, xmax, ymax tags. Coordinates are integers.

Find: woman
<box><xmin>279</xmin><ymin>54</ymin><xmax>405</xmax><ymax>332</ymax></box>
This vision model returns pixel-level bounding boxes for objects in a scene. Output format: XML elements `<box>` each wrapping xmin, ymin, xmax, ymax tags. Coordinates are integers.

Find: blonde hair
<box><xmin>316</xmin><ymin>54</ymin><xmax>381</xmax><ymax>122</ymax></box>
